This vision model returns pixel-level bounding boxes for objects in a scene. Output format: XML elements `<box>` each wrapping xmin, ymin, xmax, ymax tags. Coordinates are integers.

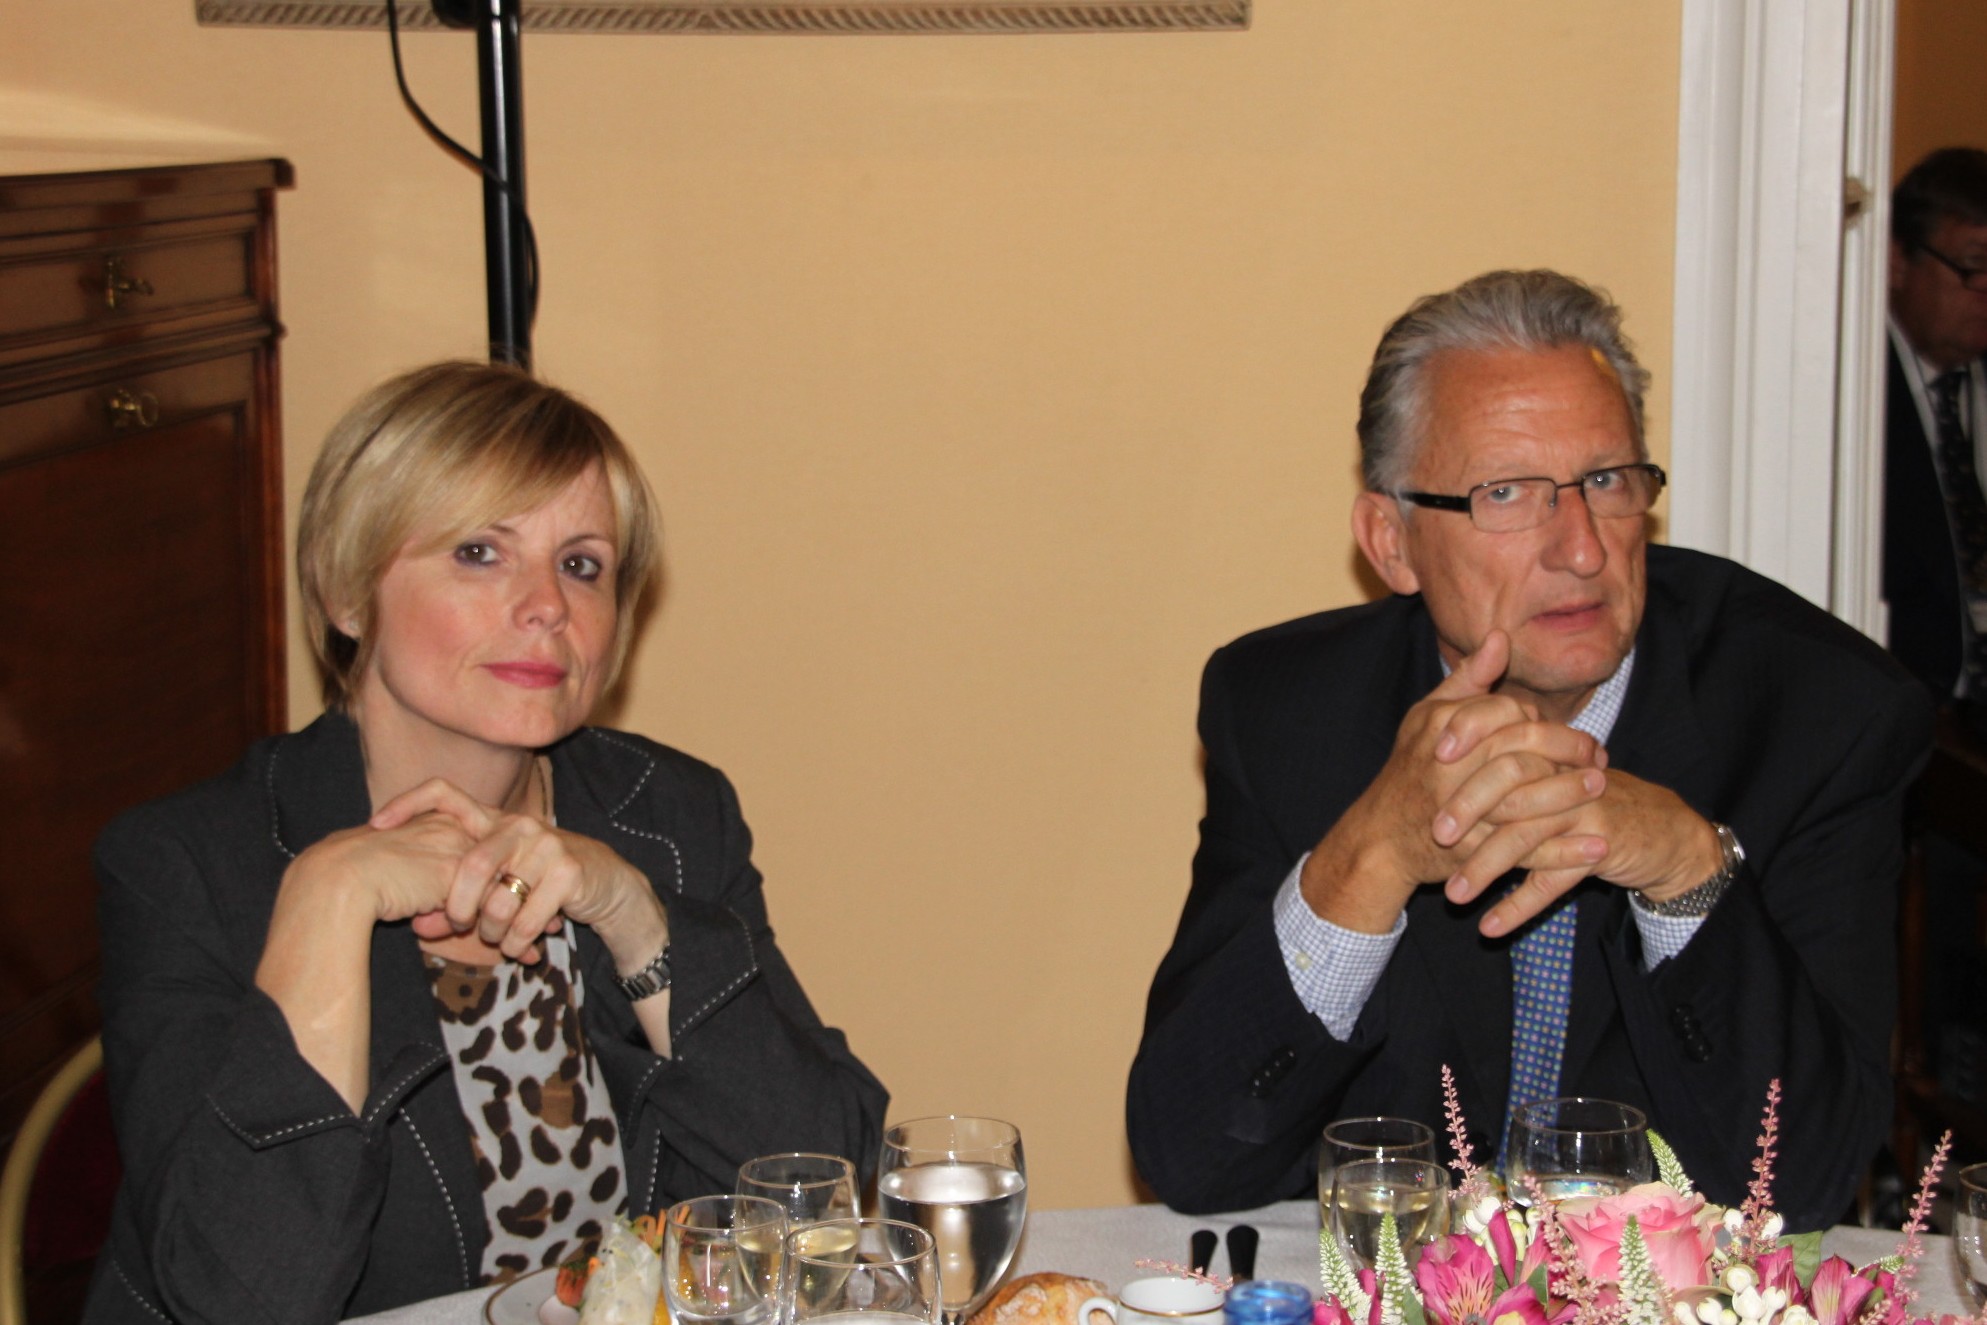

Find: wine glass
<box><xmin>876</xmin><ymin>1116</ymin><xmax>1027</xmax><ymax>1325</ymax></box>
<box><xmin>1329</xmin><ymin>1157</ymin><xmax>1451</xmax><ymax>1270</ymax></box>
<box><xmin>1504</xmin><ymin>1097</ymin><xmax>1652</xmax><ymax>1206</ymax></box>
<box><xmin>663</xmin><ymin>1193</ymin><xmax>789</xmax><ymax>1325</ymax></box>
<box><xmin>783</xmin><ymin>1218</ymin><xmax>943</xmax><ymax>1325</ymax></box>
<box><xmin>1317</xmin><ymin>1117</ymin><xmax>1438</xmax><ymax>1213</ymax></box>
<box><xmin>738</xmin><ymin>1152</ymin><xmax>860</xmax><ymax>1236</ymax></box>
<box><xmin>1955</xmin><ymin>1162</ymin><xmax>1987</xmax><ymax>1306</ymax></box>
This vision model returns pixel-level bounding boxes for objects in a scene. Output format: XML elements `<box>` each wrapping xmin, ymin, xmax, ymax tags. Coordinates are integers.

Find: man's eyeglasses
<box><xmin>1397</xmin><ymin>462</ymin><xmax>1667</xmax><ymax>533</ymax></box>
<box><xmin>1917</xmin><ymin>241</ymin><xmax>1987</xmax><ymax>292</ymax></box>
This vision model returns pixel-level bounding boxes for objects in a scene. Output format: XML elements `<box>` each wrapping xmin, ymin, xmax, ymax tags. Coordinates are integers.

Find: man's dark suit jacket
<box><xmin>1883</xmin><ymin>339</ymin><xmax>1977</xmax><ymax>697</ymax></box>
<box><xmin>85</xmin><ymin>713</ymin><xmax>888</xmax><ymax>1325</ymax></box>
<box><xmin>1126</xmin><ymin>545</ymin><xmax>1931</xmax><ymax>1231</ymax></box>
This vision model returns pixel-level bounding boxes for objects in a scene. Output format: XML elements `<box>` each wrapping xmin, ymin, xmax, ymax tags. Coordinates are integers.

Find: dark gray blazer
<box><xmin>1127</xmin><ymin>545</ymin><xmax>1932</xmax><ymax>1231</ymax></box>
<box><xmin>85</xmin><ymin>713</ymin><xmax>887</xmax><ymax>1325</ymax></box>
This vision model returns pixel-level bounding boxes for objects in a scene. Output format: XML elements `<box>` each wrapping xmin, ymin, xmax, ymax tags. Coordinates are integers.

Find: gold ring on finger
<box><xmin>497</xmin><ymin>872</ymin><xmax>532</xmax><ymax>903</ymax></box>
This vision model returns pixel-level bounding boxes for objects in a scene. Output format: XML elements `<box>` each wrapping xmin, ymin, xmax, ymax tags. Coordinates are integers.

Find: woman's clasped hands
<box><xmin>293</xmin><ymin>775</ymin><xmax>665</xmax><ymax>970</ymax></box>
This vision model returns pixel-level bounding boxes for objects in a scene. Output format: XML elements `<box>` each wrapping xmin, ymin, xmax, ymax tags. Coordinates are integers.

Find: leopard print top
<box><xmin>425</xmin><ymin>930</ymin><xmax>626</xmax><ymax>1284</ymax></box>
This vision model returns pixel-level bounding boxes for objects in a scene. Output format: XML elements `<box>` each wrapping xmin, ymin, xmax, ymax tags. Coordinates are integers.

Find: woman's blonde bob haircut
<box><xmin>298</xmin><ymin>360</ymin><xmax>660</xmax><ymax>707</ymax></box>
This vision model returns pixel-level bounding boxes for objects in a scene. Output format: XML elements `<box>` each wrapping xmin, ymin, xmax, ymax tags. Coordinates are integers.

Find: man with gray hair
<box><xmin>1126</xmin><ymin>270</ymin><xmax>1930</xmax><ymax>1230</ymax></box>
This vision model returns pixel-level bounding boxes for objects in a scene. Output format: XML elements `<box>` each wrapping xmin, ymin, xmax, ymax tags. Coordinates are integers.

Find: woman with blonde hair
<box><xmin>86</xmin><ymin>361</ymin><xmax>886</xmax><ymax>1325</ymax></box>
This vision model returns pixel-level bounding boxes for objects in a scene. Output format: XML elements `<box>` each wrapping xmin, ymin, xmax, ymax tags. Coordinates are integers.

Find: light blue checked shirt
<box><xmin>1272</xmin><ymin>647</ymin><xmax>1706</xmax><ymax>1041</ymax></box>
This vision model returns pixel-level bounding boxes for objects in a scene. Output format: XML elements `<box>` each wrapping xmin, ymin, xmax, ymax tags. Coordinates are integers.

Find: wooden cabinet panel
<box><xmin>0</xmin><ymin>160</ymin><xmax>287</xmax><ymax>1149</ymax></box>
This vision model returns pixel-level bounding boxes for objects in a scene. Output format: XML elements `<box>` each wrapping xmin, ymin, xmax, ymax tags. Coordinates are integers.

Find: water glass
<box><xmin>1329</xmin><ymin>1157</ymin><xmax>1451</xmax><ymax>1270</ymax></box>
<box><xmin>782</xmin><ymin>1217</ymin><xmax>942</xmax><ymax>1325</ymax></box>
<box><xmin>738</xmin><ymin>1152</ymin><xmax>860</xmax><ymax>1228</ymax></box>
<box><xmin>1504</xmin><ymin>1097</ymin><xmax>1651</xmax><ymax>1206</ymax></box>
<box><xmin>876</xmin><ymin>1116</ymin><xmax>1027</xmax><ymax>1325</ymax></box>
<box><xmin>1317</xmin><ymin>1116</ymin><xmax>1438</xmax><ymax>1209</ymax></box>
<box><xmin>663</xmin><ymin>1193</ymin><xmax>789</xmax><ymax>1325</ymax></box>
<box><xmin>1956</xmin><ymin>1162</ymin><xmax>1987</xmax><ymax>1306</ymax></box>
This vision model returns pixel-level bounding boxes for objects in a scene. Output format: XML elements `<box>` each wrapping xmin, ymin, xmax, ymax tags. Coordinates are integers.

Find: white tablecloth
<box><xmin>349</xmin><ymin>1200</ymin><xmax>1978</xmax><ymax>1325</ymax></box>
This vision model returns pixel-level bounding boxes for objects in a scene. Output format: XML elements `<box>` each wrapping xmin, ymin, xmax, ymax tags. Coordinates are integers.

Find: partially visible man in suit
<box><xmin>1127</xmin><ymin>270</ymin><xmax>1931</xmax><ymax>1231</ymax></box>
<box><xmin>1884</xmin><ymin>147</ymin><xmax>1987</xmax><ymax>701</ymax></box>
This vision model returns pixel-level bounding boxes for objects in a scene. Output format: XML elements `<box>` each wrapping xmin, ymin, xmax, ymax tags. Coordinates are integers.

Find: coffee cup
<box><xmin>1079</xmin><ymin>1277</ymin><xmax>1226</xmax><ymax>1325</ymax></box>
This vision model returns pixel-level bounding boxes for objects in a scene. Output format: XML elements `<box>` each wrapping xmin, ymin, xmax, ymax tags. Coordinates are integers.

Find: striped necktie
<box><xmin>1929</xmin><ymin>369</ymin><xmax>1987</xmax><ymax>694</ymax></box>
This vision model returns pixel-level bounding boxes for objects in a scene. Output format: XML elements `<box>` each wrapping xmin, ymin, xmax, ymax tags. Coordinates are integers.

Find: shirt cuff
<box><xmin>1272</xmin><ymin>854</ymin><xmax>1406</xmax><ymax>1041</ymax></box>
<box><xmin>1629</xmin><ymin>904</ymin><xmax>1705</xmax><ymax>968</ymax></box>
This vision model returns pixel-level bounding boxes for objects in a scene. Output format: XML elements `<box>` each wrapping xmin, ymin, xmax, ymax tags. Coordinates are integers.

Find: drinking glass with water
<box><xmin>876</xmin><ymin>1116</ymin><xmax>1027</xmax><ymax>1325</ymax></box>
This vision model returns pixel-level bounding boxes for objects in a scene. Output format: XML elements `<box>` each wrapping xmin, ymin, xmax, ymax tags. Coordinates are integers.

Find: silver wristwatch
<box><xmin>616</xmin><ymin>943</ymin><xmax>672</xmax><ymax>1001</ymax></box>
<box><xmin>1632</xmin><ymin>822</ymin><xmax>1745</xmax><ymax>918</ymax></box>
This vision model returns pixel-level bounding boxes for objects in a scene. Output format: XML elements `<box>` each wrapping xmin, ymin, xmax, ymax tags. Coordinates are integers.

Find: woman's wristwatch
<box><xmin>616</xmin><ymin>943</ymin><xmax>673</xmax><ymax>1001</ymax></box>
<box><xmin>1631</xmin><ymin>822</ymin><xmax>1746</xmax><ymax>918</ymax></box>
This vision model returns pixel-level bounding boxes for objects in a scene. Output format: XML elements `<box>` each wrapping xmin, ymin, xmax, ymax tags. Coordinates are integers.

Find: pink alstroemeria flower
<box><xmin>1314</xmin><ymin>1300</ymin><xmax>1355</xmax><ymax>1325</ymax></box>
<box><xmin>1414</xmin><ymin>1235</ymin><xmax>1555</xmax><ymax>1325</ymax></box>
<box><xmin>1557</xmin><ymin>1184</ymin><xmax>1718</xmax><ymax>1291</ymax></box>
<box><xmin>1480</xmin><ymin>1208</ymin><xmax>1551</xmax><ymax>1286</ymax></box>
<box><xmin>1801</xmin><ymin>1256</ymin><xmax>1880</xmax><ymax>1325</ymax></box>
<box><xmin>1752</xmin><ymin>1246</ymin><xmax>1800</xmax><ymax>1299</ymax></box>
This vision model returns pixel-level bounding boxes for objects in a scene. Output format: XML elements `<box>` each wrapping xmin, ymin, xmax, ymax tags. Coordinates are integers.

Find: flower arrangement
<box><xmin>1316</xmin><ymin>1069</ymin><xmax>1981</xmax><ymax>1325</ymax></box>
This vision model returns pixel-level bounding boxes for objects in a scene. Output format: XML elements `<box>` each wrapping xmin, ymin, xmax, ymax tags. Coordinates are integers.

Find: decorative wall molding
<box><xmin>1668</xmin><ymin>0</ymin><xmax>1893</xmax><ymax>638</ymax></box>
<box><xmin>193</xmin><ymin>0</ymin><xmax>1249</xmax><ymax>33</ymax></box>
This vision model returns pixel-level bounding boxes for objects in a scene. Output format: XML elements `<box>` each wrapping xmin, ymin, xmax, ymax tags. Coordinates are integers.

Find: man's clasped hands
<box><xmin>1299</xmin><ymin>630</ymin><xmax>1724</xmax><ymax>940</ymax></box>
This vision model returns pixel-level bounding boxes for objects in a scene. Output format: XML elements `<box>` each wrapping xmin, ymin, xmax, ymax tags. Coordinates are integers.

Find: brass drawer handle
<box><xmin>106</xmin><ymin>388</ymin><xmax>161</xmax><ymax>429</ymax></box>
<box><xmin>104</xmin><ymin>256</ymin><xmax>154</xmax><ymax>310</ymax></box>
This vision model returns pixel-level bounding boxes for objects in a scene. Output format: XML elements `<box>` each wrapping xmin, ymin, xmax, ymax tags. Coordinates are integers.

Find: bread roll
<box><xmin>968</xmin><ymin>1273</ymin><xmax>1111</xmax><ymax>1325</ymax></box>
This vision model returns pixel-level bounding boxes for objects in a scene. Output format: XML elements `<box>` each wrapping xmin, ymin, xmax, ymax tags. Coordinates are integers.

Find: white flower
<box><xmin>1696</xmin><ymin>1300</ymin><xmax>1737</xmax><ymax>1325</ymax></box>
<box><xmin>1723</xmin><ymin>1266</ymin><xmax>1757</xmax><ymax>1295</ymax></box>
<box><xmin>1761</xmin><ymin>1215</ymin><xmax>1784</xmax><ymax>1240</ymax></box>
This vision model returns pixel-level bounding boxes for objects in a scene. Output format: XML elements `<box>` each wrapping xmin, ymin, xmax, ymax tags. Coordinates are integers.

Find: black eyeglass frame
<box><xmin>1916</xmin><ymin>241</ymin><xmax>1987</xmax><ymax>292</ymax></box>
<box><xmin>1396</xmin><ymin>462</ymin><xmax>1668</xmax><ymax>530</ymax></box>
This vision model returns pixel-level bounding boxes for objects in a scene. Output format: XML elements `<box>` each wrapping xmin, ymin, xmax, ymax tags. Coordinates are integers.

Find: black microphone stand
<box><xmin>434</xmin><ymin>0</ymin><xmax>531</xmax><ymax>369</ymax></box>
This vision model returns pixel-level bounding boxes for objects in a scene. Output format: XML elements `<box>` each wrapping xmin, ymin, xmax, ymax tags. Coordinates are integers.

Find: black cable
<box><xmin>384</xmin><ymin>0</ymin><xmax>541</xmax><ymax>332</ymax></box>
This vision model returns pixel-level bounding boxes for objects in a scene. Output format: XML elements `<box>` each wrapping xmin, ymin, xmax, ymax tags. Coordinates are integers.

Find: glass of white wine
<box><xmin>1504</xmin><ymin>1097</ymin><xmax>1651</xmax><ymax>1207</ymax></box>
<box><xmin>1318</xmin><ymin>1117</ymin><xmax>1438</xmax><ymax>1216</ymax></box>
<box><xmin>783</xmin><ymin>1218</ymin><xmax>943</xmax><ymax>1325</ymax></box>
<box><xmin>738</xmin><ymin>1152</ymin><xmax>860</xmax><ymax>1235</ymax></box>
<box><xmin>663</xmin><ymin>1193</ymin><xmax>790</xmax><ymax>1325</ymax></box>
<box><xmin>876</xmin><ymin>1116</ymin><xmax>1027</xmax><ymax>1325</ymax></box>
<box><xmin>1954</xmin><ymin>1162</ymin><xmax>1987</xmax><ymax>1307</ymax></box>
<box><xmin>1329</xmin><ymin>1157</ymin><xmax>1451</xmax><ymax>1270</ymax></box>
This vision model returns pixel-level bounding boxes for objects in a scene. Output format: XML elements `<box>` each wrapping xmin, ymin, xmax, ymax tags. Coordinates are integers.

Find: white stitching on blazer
<box><xmin>267</xmin><ymin>745</ymin><xmax>295</xmax><ymax>861</ymax></box>
<box><xmin>399</xmin><ymin>1111</ymin><xmax>471</xmax><ymax>1290</ymax></box>
<box><xmin>362</xmin><ymin>1051</ymin><xmax>448</xmax><ymax>1127</ymax></box>
<box><xmin>206</xmin><ymin>1098</ymin><xmax>348</xmax><ymax>1146</ymax></box>
<box><xmin>112</xmin><ymin>1258</ymin><xmax>174</xmax><ymax>1323</ymax></box>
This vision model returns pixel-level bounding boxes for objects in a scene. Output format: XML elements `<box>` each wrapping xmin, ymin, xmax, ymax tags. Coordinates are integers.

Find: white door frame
<box><xmin>1668</xmin><ymin>0</ymin><xmax>1894</xmax><ymax>638</ymax></box>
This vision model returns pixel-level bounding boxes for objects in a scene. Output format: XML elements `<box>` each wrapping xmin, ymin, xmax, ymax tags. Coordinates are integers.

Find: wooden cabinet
<box><xmin>0</xmin><ymin>159</ymin><xmax>290</xmax><ymax>1143</ymax></box>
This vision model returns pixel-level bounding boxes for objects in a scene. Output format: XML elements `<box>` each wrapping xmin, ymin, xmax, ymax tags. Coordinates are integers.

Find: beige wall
<box><xmin>1894</xmin><ymin>0</ymin><xmax>1987</xmax><ymax>178</ymax></box>
<box><xmin>1</xmin><ymin>1</ymin><xmax>1681</xmax><ymax>1209</ymax></box>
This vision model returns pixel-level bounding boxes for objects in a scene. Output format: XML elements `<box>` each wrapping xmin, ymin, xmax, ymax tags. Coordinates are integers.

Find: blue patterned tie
<box><xmin>1501</xmin><ymin>899</ymin><xmax>1577</xmax><ymax>1164</ymax></box>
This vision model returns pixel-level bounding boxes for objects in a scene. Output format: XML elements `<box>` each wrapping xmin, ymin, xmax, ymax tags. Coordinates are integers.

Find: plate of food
<box><xmin>483</xmin><ymin>1266</ymin><xmax>580</xmax><ymax>1325</ymax></box>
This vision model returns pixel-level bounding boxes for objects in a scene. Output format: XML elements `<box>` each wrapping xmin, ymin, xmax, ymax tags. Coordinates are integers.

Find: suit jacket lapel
<box><xmin>1559</xmin><ymin>588</ymin><xmax>1711</xmax><ymax>1087</ymax></box>
<box><xmin>1384</xmin><ymin>610</ymin><xmax>1515</xmax><ymax>1120</ymax></box>
<box><xmin>1401</xmin><ymin>884</ymin><xmax>1513</xmax><ymax>1121</ymax></box>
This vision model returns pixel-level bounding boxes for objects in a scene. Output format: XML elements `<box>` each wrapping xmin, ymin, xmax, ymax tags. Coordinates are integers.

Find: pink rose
<box><xmin>1556</xmin><ymin>1184</ymin><xmax>1718</xmax><ymax>1291</ymax></box>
